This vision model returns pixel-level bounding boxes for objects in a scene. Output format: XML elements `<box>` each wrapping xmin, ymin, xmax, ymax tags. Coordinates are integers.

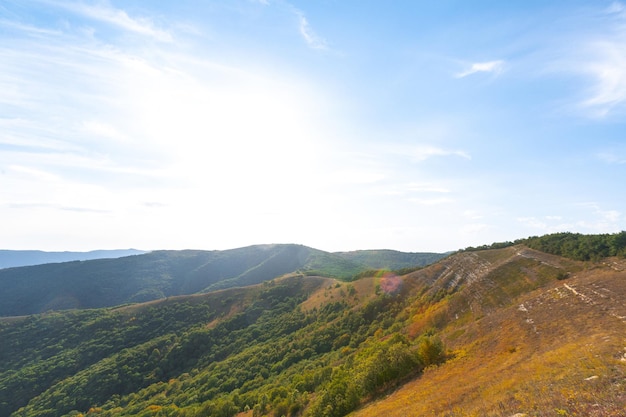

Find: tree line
<box><xmin>463</xmin><ymin>231</ymin><xmax>626</xmax><ymax>262</ymax></box>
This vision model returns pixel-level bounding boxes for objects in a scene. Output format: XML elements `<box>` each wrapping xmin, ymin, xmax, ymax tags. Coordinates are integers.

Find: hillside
<box><xmin>0</xmin><ymin>244</ymin><xmax>447</xmax><ymax>316</ymax></box>
<box><xmin>2</xmin><ymin>241</ymin><xmax>625</xmax><ymax>416</ymax></box>
<box><xmin>354</xmin><ymin>246</ymin><xmax>626</xmax><ymax>416</ymax></box>
<box><xmin>0</xmin><ymin>274</ymin><xmax>439</xmax><ymax>417</ymax></box>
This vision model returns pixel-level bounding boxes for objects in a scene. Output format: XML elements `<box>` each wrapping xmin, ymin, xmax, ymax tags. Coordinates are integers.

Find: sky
<box><xmin>1</xmin><ymin>0</ymin><xmax>626</xmax><ymax>253</ymax></box>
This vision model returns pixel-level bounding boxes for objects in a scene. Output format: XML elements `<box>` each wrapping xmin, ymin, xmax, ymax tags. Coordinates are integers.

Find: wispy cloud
<box><xmin>517</xmin><ymin>203</ymin><xmax>622</xmax><ymax>234</ymax></box>
<box><xmin>516</xmin><ymin>215</ymin><xmax>581</xmax><ymax>234</ymax></box>
<box><xmin>0</xmin><ymin>19</ymin><xmax>62</xmax><ymax>37</ymax></box>
<box><xmin>402</xmin><ymin>145</ymin><xmax>471</xmax><ymax>162</ymax></box>
<box><xmin>408</xmin><ymin>197</ymin><xmax>454</xmax><ymax>206</ymax></box>
<box><xmin>556</xmin><ymin>3</ymin><xmax>626</xmax><ymax>118</ymax></box>
<box><xmin>597</xmin><ymin>148</ymin><xmax>626</xmax><ymax>164</ymax></box>
<box><xmin>331</xmin><ymin>168</ymin><xmax>386</xmax><ymax>185</ymax></box>
<box><xmin>460</xmin><ymin>223</ymin><xmax>490</xmax><ymax>234</ymax></box>
<box><xmin>455</xmin><ymin>60</ymin><xmax>505</xmax><ymax>78</ymax></box>
<box><xmin>81</xmin><ymin>120</ymin><xmax>128</xmax><ymax>142</ymax></box>
<box><xmin>607</xmin><ymin>1</ymin><xmax>626</xmax><ymax>16</ymax></box>
<box><xmin>296</xmin><ymin>12</ymin><xmax>327</xmax><ymax>50</ymax></box>
<box><xmin>8</xmin><ymin>165</ymin><xmax>60</xmax><ymax>182</ymax></box>
<box><xmin>463</xmin><ymin>210</ymin><xmax>485</xmax><ymax>220</ymax></box>
<box><xmin>579</xmin><ymin>40</ymin><xmax>626</xmax><ymax>117</ymax></box>
<box><xmin>6</xmin><ymin>202</ymin><xmax>110</xmax><ymax>213</ymax></box>
<box><xmin>577</xmin><ymin>202</ymin><xmax>621</xmax><ymax>225</ymax></box>
<box><xmin>45</xmin><ymin>0</ymin><xmax>173</xmax><ymax>42</ymax></box>
<box><xmin>405</xmin><ymin>182</ymin><xmax>451</xmax><ymax>194</ymax></box>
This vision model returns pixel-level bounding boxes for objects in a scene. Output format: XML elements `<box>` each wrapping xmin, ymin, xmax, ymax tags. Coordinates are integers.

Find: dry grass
<box><xmin>299</xmin><ymin>277</ymin><xmax>346</xmax><ymax>311</ymax></box>
<box><xmin>351</xmin><ymin>251</ymin><xmax>626</xmax><ymax>417</ymax></box>
<box><xmin>300</xmin><ymin>276</ymin><xmax>386</xmax><ymax>312</ymax></box>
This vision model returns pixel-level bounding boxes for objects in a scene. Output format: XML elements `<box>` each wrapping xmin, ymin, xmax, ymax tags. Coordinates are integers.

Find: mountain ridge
<box><xmin>0</xmin><ymin>243</ymin><xmax>447</xmax><ymax>317</ymax></box>
<box><xmin>0</xmin><ymin>249</ymin><xmax>146</xmax><ymax>269</ymax></box>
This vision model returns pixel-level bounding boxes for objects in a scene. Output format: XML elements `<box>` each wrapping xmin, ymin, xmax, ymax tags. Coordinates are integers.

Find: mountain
<box><xmin>0</xmin><ymin>249</ymin><xmax>146</xmax><ymax>269</ymax></box>
<box><xmin>0</xmin><ymin>244</ymin><xmax>448</xmax><ymax>317</ymax></box>
<box><xmin>1</xmin><ymin>238</ymin><xmax>625</xmax><ymax>417</ymax></box>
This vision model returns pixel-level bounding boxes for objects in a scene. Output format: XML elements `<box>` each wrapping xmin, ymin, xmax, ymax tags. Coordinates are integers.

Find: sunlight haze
<box><xmin>1</xmin><ymin>0</ymin><xmax>625</xmax><ymax>252</ymax></box>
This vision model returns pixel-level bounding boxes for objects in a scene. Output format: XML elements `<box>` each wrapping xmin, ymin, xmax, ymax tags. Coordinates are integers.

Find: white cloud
<box><xmin>597</xmin><ymin>149</ymin><xmax>626</xmax><ymax>164</ymax></box>
<box><xmin>45</xmin><ymin>0</ymin><xmax>173</xmax><ymax>42</ymax></box>
<box><xmin>408</xmin><ymin>197</ymin><xmax>454</xmax><ymax>206</ymax></box>
<box><xmin>577</xmin><ymin>203</ymin><xmax>622</xmax><ymax>227</ymax></box>
<box><xmin>0</xmin><ymin>19</ymin><xmax>62</xmax><ymax>37</ymax></box>
<box><xmin>516</xmin><ymin>215</ymin><xmax>579</xmax><ymax>233</ymax></box>
<box><xmin>550</xmin><ymin>3</ymin><xmax>626</xmax><ymax>118</ymax></box>
<box><xmin>81</xmin><ymin>120</ymin><xmax>127</xmax><ymax>142</ymax></box>
<box><xmin>546</xmin><ymin>215</ymin><xmax>563</xmax><ymax>221</ymax></box>
<box><xmin>8</xmin><ymin>165</ymin><xmax>60</xmax><ymax>183</ymax></box>
<box><xmin>297</xmin><ymin>12</ymin><xmax>327</xmax><ymax>50</ymax></box>
<box><xmin>401</xmin><ymin>145</ymin><xmax>471</xmax><ymax>162</ymax></box>
<box><xmin>455</xmin><ymin>60</ymin><xmax>505</xmax><ymax>78</ymax></box>
<box><xmin>607</xmin><ymin>1</ymin><xmax>625</xmax><ymax>15</ymax></box>
<box><xmin>517</xmin><ymin>216</ymin><xmax>549</xmax><ymax>230</ymax></box>
<box><xmin>460</xmin><ymin>223</ymin><xmax>490</xmax><ymax>234</ymax></box>
<box><xmin>0</xmin><ymin>0</ymin><xmax>353</xmax><ymax>249</ymax></box>
<box><xmin>579</xmin><ymin>39</ymin><xmax>626</xmax><ymax>117</ymax></box>
<box><xmin>330</xmin><ymin>169</ymin><xmax>386</xmax><ymax>185</ymax></box>
<box><xmin>405</xmin><ymin>183</ymin><xmax>451</xmax><ymax>194</ymax></box>
<box><xmin>517</xmin><ymin>204</ymin><xmax>622</xmax><ymax>235</ymax></box>
<box><xmin>463</xmin><ymin>210</ymin><xmax>485</xmax><ymax>220</ymax></box>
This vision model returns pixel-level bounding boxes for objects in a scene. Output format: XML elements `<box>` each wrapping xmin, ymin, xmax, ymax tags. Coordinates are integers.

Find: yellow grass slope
<box><xmin>353</xmin><ymin>246</ymin><xmax>626</xmax><ymax>417</ymax></box>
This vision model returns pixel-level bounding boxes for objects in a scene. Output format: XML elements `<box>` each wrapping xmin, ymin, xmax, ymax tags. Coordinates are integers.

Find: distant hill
<box><xmin>0</xmin><ymin>244</ymin><xmax>447</xmax><ymax>316</ymax></box>
<box><xmin>0</xmin><ymin>249</ymin><xmax>146</xmax><ymax>269</ymax></box>
<box><xmin>2</xmin><ymin>242</ymin><xmax>624</xmax><ymax>417</ymax></box>
<box><xmin>335</xmin><ymin>249</ymin><xmax>447</xmax><ymax>270</ymax></box>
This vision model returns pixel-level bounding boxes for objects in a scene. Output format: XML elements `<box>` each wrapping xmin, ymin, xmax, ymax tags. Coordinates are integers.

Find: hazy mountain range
<box><xmin>0</xmin><ymin>249</ymin><xmax>146</xmax><ymax>269</ymax></box>
<box><xmin>0</xmin><ymin>244</ymin><xmax>445</xmax><ymax>317</ymax></box>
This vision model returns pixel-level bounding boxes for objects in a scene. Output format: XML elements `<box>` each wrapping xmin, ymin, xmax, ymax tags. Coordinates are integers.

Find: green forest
<box><xmin>0</xmin><ymin>275</ymin><xmax>444</xmax><ymax>417</ymax></box>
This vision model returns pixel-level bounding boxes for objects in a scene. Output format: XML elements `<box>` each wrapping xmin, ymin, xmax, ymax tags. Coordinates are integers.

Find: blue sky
<box><xmin>1</xmin><ymin>0</ymin><xmax>625</xmax><ymax>252</ymax></box>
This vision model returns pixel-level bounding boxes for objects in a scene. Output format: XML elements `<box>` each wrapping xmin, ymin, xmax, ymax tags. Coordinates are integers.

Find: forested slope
<box><xmin>0</xmin><ymin>275</ymin><xmax>445</xmax><ymax>417</ymax></box>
